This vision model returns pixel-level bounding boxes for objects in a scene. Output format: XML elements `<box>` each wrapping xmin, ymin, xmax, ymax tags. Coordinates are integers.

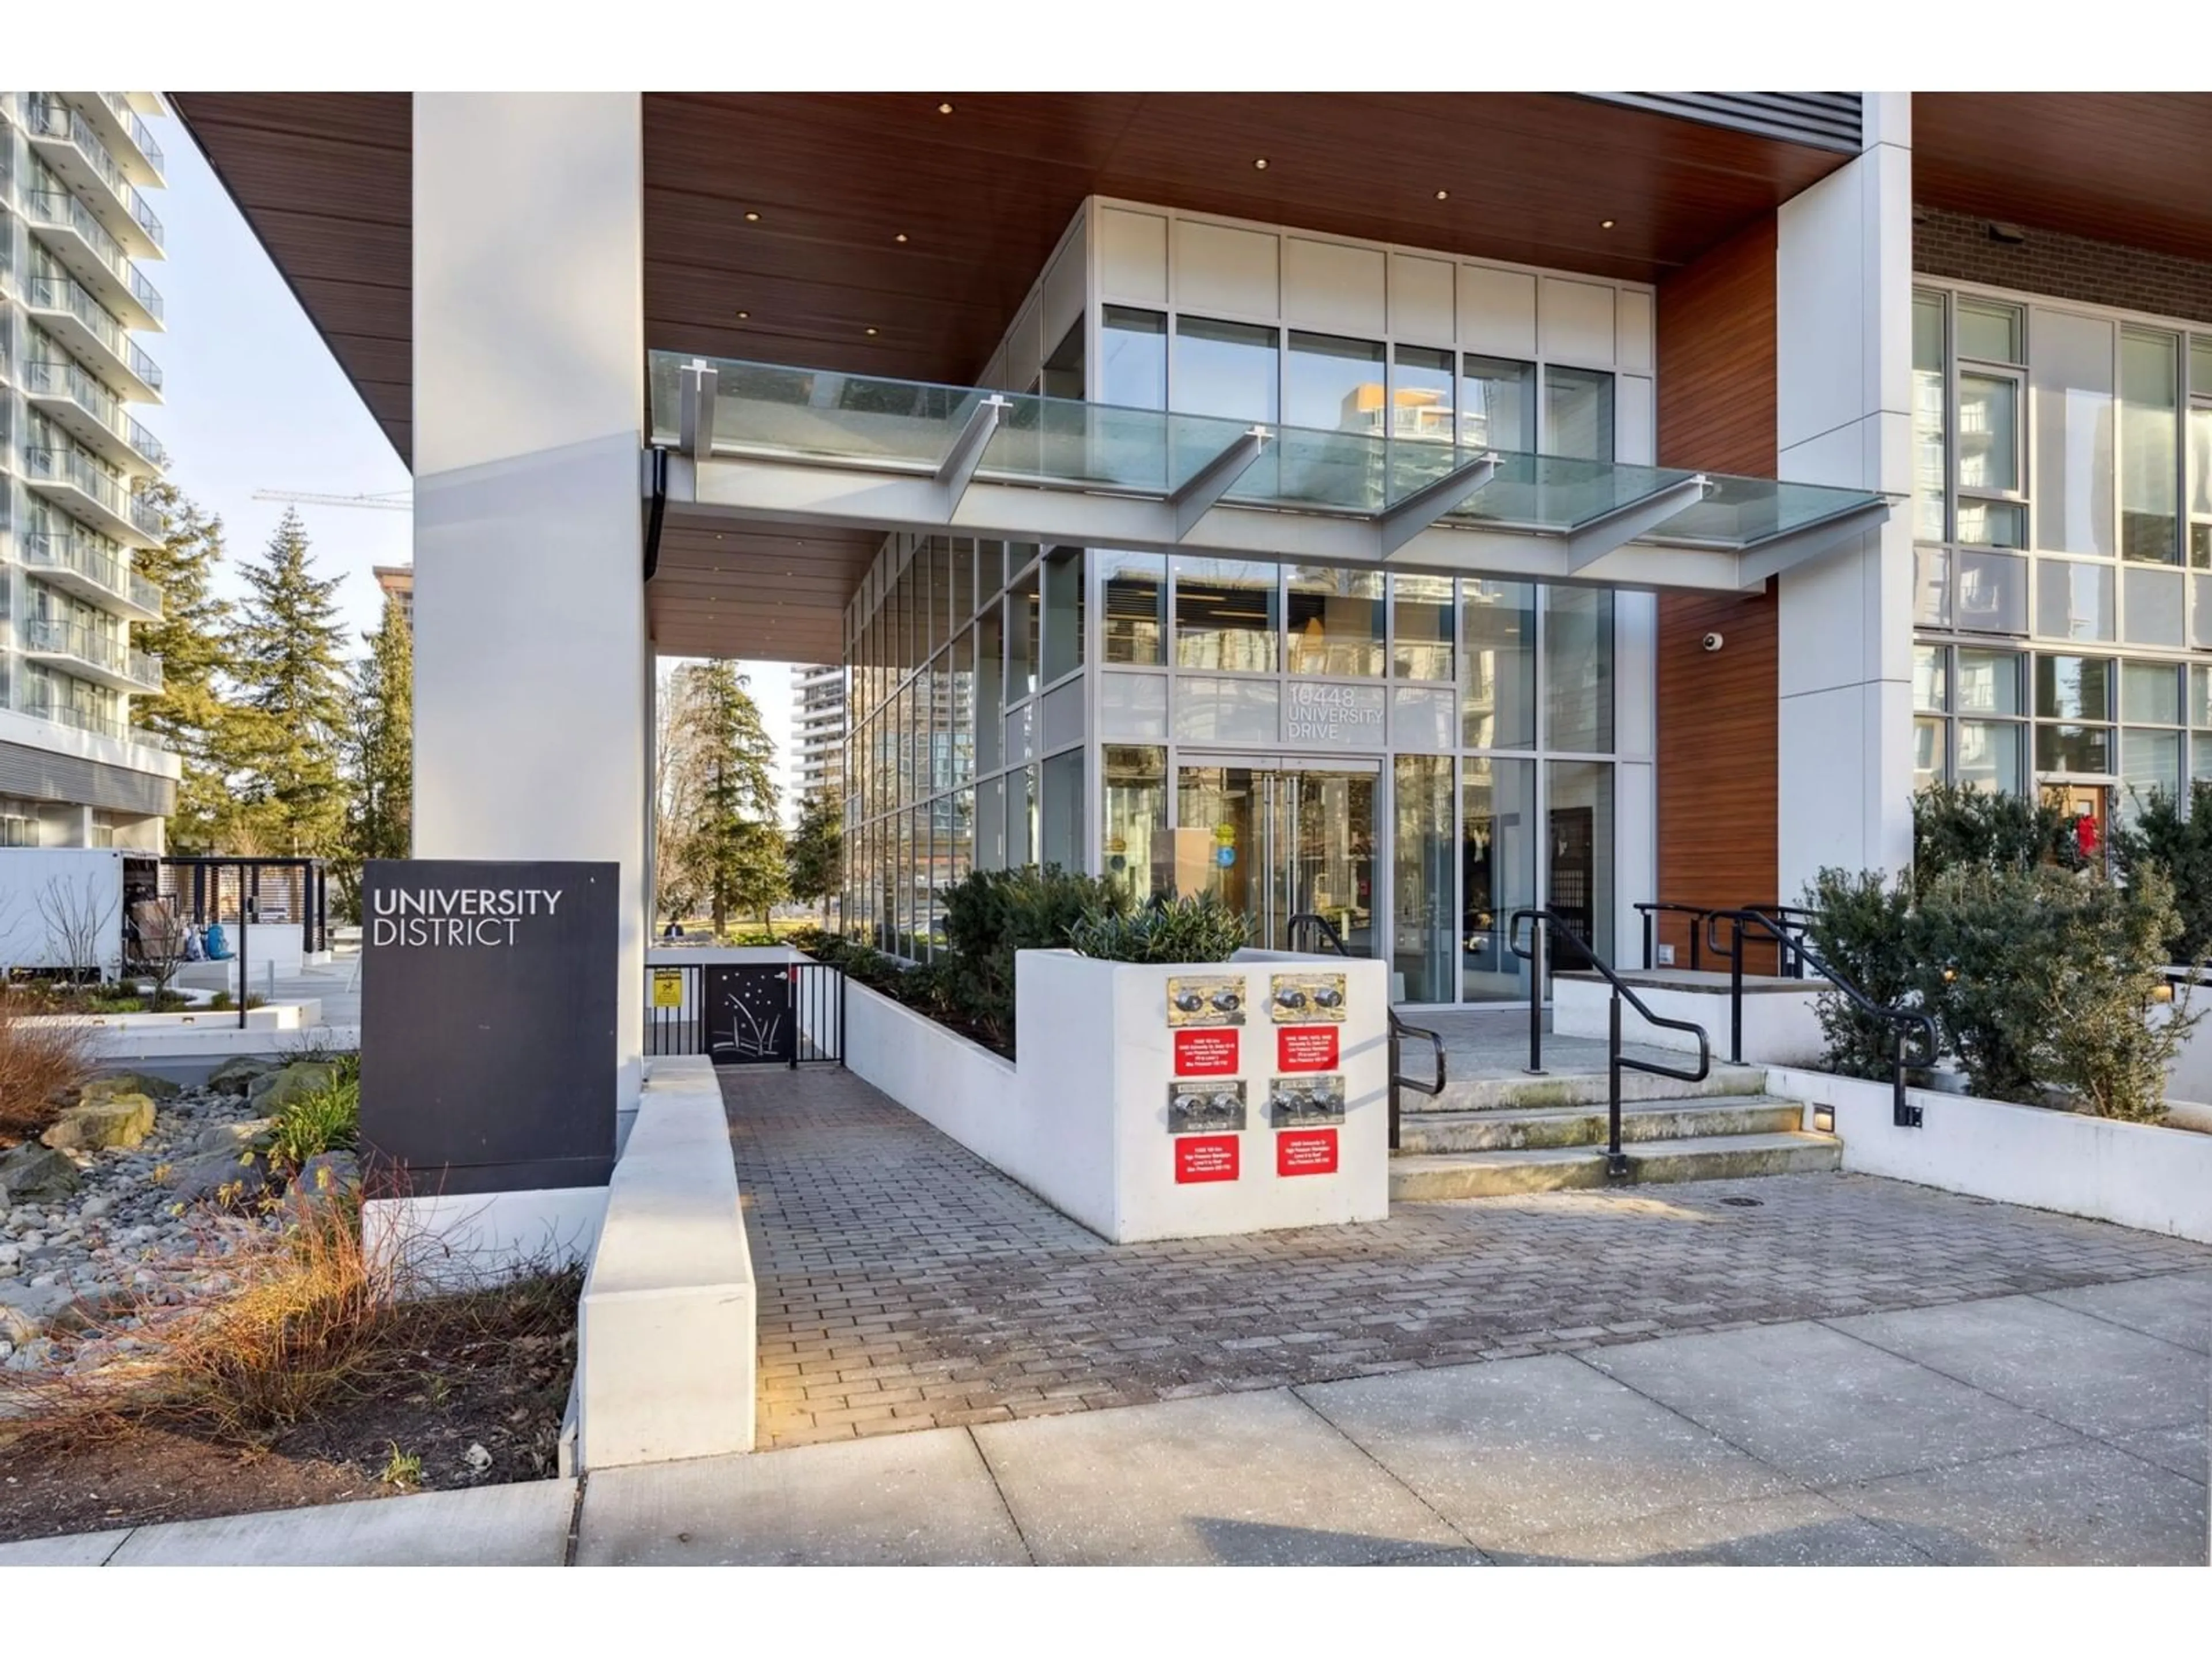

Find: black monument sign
<box><xmin>360</xmin><ymin>859</ymin><xmax>618</xmax><ymax>1195</ymax></box>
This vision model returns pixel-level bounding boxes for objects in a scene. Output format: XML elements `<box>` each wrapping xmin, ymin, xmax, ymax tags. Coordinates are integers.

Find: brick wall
<box><xmin>1914</xmin><ymin>205</ymin><xmax>2212</xmax><ymax>325</ymax></box>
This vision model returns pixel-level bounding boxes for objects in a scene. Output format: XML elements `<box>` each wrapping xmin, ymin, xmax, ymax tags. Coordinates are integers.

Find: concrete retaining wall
<box><xmin>577</xmin><ymin>1054</ymin><xmax>755</xmax><ymax>1467</ymax></box>
<box><xmin>1770</xmin><ymin>1063</ymin><xmax>2212</xmax><ymax>1245</ymax></box>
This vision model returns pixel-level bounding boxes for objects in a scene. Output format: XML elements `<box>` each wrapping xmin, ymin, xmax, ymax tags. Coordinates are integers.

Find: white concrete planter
<box><xmin>846</xmin><ymin>947</ymin><xmax>1389</xmax><ymax>1243</ymax></box>
<box><xmin>1768</xmin><ymin>1063</ymin><xmax>2212</xmax><ymax>1244</ymax></box>
<box><xmin>1555</xmin><ymin>970</ymin><xmax>1825</xmax><ymax>1066</ymax></box>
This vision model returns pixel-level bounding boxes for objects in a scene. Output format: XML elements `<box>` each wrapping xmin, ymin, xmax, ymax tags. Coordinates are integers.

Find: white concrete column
<box><xmin>412</xmin><ymin>94</ymin><xmax>648</xmax><ymax>1108</ymax></box>
<box><xmin>1774</xmin><ymin>93</ymin><xmax>1916</xmax><ymax>901</ymax></box>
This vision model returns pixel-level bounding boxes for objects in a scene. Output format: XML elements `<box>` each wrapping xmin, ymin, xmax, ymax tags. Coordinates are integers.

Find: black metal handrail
<box><xmin>1703</xmin><ymin>907</ymin><xmax>1936</xmax><ymax>1129</ymax></box>
<box><xmin>1744</xmin><ymin>903</ymin><xmax>1817</xmax><ymax>977</ymax></box>
<box><xmin>1286</xmin><ymin>912</ymin><xmax>1444</xmax><ymax>1152</ymax></box>
<box><xmin>1631</xmin><ymin>902</ymin><xmax>1711</xmax><ymax>971</ymax></box>
<box><xmin>1509</xmin><ymin>908</ymin><xmax>1711</xmax><ymax>1177</ymax></box>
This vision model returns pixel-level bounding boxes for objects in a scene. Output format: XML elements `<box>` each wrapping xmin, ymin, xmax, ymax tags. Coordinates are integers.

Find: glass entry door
<box><xmin>1176</xmin><ymin>759</ymin><xmax>1377</xmax><ymax>953</ymax></box>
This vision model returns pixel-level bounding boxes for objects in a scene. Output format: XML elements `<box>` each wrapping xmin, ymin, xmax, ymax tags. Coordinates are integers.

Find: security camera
<box><xmin>1701</xmin><ymin>631</ymin><xmax>1725</xmax><ymax>653</ymax></box>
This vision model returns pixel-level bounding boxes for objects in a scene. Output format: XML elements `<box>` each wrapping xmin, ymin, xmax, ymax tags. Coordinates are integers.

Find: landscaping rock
<box><xmin>207</xmin><ymin>1056</ymin><xmax>278</xmax><ymax>1096</ymax></box>
<box><xmin>0</xmin><ymin>1143</ymin><xmax>79</xmax><ymax>1203</ymax></box>
<box><xmin>83</xmin><ymin>1071</ymin><xmax>183</xmax><ymax>1104</ymax></box>
<box><xmin>282</xmin><ymin>1150</ymin><xmax>361</xmax><ymax>1222</ymax></box>
<box><xmin>194</xmin><ymin>1117</ymin><xmax>278</xmax><ymax>1157</ymax></box>
<box><xmin>0</xmin><ymin>1281</ymin><xmax>74</xmax><ymax>1343</ymax></box>
<box><xmin>247</xmin><ymin>1061</ymin><xmax>338</xmax><ymax>1113</ymax></box>
<box><xmin>41</xmin><ymin>1094</ymin><xmax>158</xmax><ymax>1153</ymax></box>
<box><xmin>168</xmin><ymin>1151</ymin><xmax>270</xmax><ymax>1210</ymax></box>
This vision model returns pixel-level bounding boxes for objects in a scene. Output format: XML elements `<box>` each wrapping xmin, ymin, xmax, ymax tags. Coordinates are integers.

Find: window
<box><xmin>2189</xmin><ymin>336</ymin><xmax>2212</xmax><ymax>569</ymax></box>
<box><xmin>1102</xmin><ymin>745</ymin><xmax>1167</xmax><ymax>899</ymax></box>
<box><xmin>1544</xmin><ymin>588</ymin><xmax>1614</xmax><ymax>753</ymax></box>
<box><xmin>1391</xmin><ymin>574</ymin><xmax>1454</xmax><ymax>681</ymax></box>
<box><xmin>1173</xmin><ymin>316</ymin><xmax>1278</xmax><ymax>424</ymax></box>
<box><xmin>1460</xmin><ymin>357</ymin><xmax>1535</xmax><ymax>453</ymax></box>
<box><xmin>1101</xmin><ymin>308</ymin><xmax>1166</xmax><ymax>410</ymax></box>
<box><xmin>2120</xmin><ymin>328</ymin><xmax>2181</xmax><ymax>564</ymax></box>
<box><xmin>1912</xmin><ymin>290</ymin><xmax>1948</xmax><ymax>542</ymax></box>
<box><xmin>1390</xmin><ymin>346</ymin><xmax>1455</xmax><ymax>444</ymax></box>
<box><xmin>2035</xmin><ymin>653</ymin><xmax>2115</xmax><ymax>775</ymax></box>
<box><xmin>1285</xmin><ymin>565</ymin><xmax>1384</xmax><ymax>676</ymax></box>
<box><xmin>1286</xmin><ymin>332</ymin><xmax>1384</xmax><ymax>432</ymax></box>
<box><xmin>2032</xmin><ymin>309</ymin><xmax>2116</xmax><ymax>558</ymax></box>
<box><xmin>1040</xmin><ymin>749</ymin><xmax>1084</xmax><ymax>872</ymax></box>
<box><xmin>1173</xmin><ymin>558</ymin><xmax>1278</xmax><ymax>672</ymax></box>
<box><xmin>1006</xmin><ymin>565</ymin><xmax>1040</xmax><ymax>700</ymax></box>
<box><xmin>1041</xmin><ymin>546</ymin><xmax>1084</xmax><ymax>683</ymax></box>
<box><xmin>1462</xmin><ymin>581</ymin><xmax>1536</xmax><ymax>749</ymax></box>
<box><xmin>1543</xmin><ymin>367</ymin><xmax>1613</xmax><ymax>461</ymax></box>
<box><xmin>2035</xmin><ymin>558</ymin><xmax>2114</xmax><ymax>643</ymax></box>
<box><xmin>1099</xmin><ymin>550</ymin><xmax>1166</xmax><ymax>665</ymax></box>
<box><xmin>1041</xmin><ymin>320</ymin><xmax>1085</xmax><ymax>402</ymax></box>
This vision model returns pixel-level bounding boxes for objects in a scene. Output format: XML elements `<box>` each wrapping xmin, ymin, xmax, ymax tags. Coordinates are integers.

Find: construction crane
<box><xmin>253</xmin><ymin>488</ymin><xmax>412</xmax><ymax>512</ymax></box>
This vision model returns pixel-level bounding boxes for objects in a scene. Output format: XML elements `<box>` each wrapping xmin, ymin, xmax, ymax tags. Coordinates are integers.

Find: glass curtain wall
<box><xmin>1914</xmin><ymin>281</ymin><xmax>2212</xmax><ymax>827</ymax></box>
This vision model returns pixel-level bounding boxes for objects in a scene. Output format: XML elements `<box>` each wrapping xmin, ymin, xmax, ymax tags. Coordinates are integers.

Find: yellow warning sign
<box><xmin>651</xmin><ymin>968</ymin><xmax>685</xmax><ymax>1009</ymax></box>
<box><xmin>1214</xmin><ymin>823</ymin><xmax>1237</xmax><ymax>844</ymax></box>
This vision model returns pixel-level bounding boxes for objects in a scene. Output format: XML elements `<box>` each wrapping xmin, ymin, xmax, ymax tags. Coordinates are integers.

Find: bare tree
<box><xmin>128</xmin><ymin>893</ymin><xmax>193</xmax><ymax>1009</ymax></box>
<box><xmin>35</xmin><ymin>874</ymin><xmax>119</xmax><ymax>987</ymax></box>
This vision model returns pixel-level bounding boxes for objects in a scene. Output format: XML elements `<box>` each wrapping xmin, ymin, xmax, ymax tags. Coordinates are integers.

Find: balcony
<box><xmin>22</xmin><ymin>191</ymin><xmax>164</xmax><ymax>331</ymax></box>
<box><xmin>23</xmin><ymin>361</ymin><xmax>168</xmax><ymax>475</ymax></box>
<box><xmin>24</xmin><ymin>96</ymin><xmax>165</xmax><ymax>258</ymax></box>
<box><xmin>62</xmin><ymin>93</ymin><xmax>166</xmax><ymax>186</ymax></box>
<box><xmin>22</xmin><ymin>274</ymin><xmax>162</xmax><ymax>402</ymax></box>
<box><xmin>20</xmin><ymin>698</ymin><xmax>171</xmax><ymax>752</ymax></box>
<box><xmin>21</xmin><ymin>531</ymin><xmax>164</xmax><ymax>622</ymax></box>
<box><xmin>22</xmin><ymin>448</ymin><xmax>166</xmax><ymax>550</ymax></box>
<box><xmin>21</xmin><ymin>619</ymin><xmax>164</xmax><ymax>696</ymax></box>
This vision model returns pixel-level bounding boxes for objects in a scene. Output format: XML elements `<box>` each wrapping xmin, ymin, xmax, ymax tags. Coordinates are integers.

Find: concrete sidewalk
<box><xmin>7</xmin><ymin>1275</ymin><xmax>2203</xmax><ymax>1567</ymax></box>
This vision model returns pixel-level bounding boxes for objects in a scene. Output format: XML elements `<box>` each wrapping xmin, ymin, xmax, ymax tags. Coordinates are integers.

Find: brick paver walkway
<box><xmin>724</xmin><ymin>1068</ymin><xmax>2212</xmax><ymax>1449</ymax></box>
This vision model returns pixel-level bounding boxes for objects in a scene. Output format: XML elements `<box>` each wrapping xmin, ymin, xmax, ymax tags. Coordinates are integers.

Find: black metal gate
<box><xmin>646</xmin><ymin>959</ymin><xmax>844</xmax><ymax>1067</ymax></box>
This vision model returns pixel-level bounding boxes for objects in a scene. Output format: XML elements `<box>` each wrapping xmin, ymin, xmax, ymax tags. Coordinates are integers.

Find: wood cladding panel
<box><xmin>1654</xmin><ymin>217</ymin><xmax>1779</xmax><ymax>968</ymax></box>
<box><xmin>1916</xmin><ymin>93</ymin><xmax>2212</xmax><ymax>265</ymax></box>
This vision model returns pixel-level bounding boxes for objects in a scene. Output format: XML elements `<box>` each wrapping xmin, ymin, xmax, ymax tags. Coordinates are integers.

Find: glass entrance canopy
<box><xmin>649</xmin><ymin>352</ymin><xmax>1890</xmax><ymax>592</ymax></box>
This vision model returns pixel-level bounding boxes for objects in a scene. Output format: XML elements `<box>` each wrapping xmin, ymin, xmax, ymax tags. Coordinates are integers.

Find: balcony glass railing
<box><xmin>23</xmin><ymin>446</ymin><xmax>166</xmax><ymax>538</ymax></box>
<box><xmin>24</xmin><ymin>359</ymin><xmax>165</xmax><ymax>469</ymax></box>
<box><xmin>28</xmin><ymin>273</ymin><xmax>127</xmax><ymax>363</ymax></box>
<box><xmin>21</xmin><ymin>531</ymin><xmax>163</xmax><ymax>616</ymax></box>
<box><xmin>100</xmin><ymin>94</ymin><xmax>166</xmax><ymax>175</ymax></box>
<box><xmin>25</xmin><ymin>96</ymin><xmax>165</xmax><ymax>249</ymax></box>
<box><xmin>128</xmin><ymin>340</ymin><xmax>164</xmax><ymax>393</ymax></box>
<box><xmin>21</xmin><ymin>620</ymin><xmax>164</xmax><ymax>691</ymax></box>
<box><xmin>24</xmin><ymin>191</ymin><xmax>164</xmax><ymax>322</ymax></box>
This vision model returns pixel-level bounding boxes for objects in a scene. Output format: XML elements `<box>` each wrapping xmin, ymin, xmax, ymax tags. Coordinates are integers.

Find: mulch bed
<box><xmin>0</xmin><ymin>1278</ymin><xmax>577</xmax><ymax>1546</ymax></box>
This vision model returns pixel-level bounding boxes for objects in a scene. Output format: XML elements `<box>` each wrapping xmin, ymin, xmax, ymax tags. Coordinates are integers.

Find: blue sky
<box><xmin>151</xmin><ymin>115</ymin><xmax>798</xmax><ymax>798</ymax></box>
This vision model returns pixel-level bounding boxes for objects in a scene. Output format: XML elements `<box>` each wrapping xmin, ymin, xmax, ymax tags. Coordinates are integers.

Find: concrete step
<box><xmin>1389</xmin><ymin>1130</ymin><xmax>1843</xmax><ymax>1202</ymax></box>
<box><xmin>1396</xmin><ymin>1095</ymin><xmax>1805</xmax><ymax>1156</ymax></box>
<box><xmin>1410</xmin><ymin>1061</ymin><xmax>1772</xmax><ymax>1115</ymax></box>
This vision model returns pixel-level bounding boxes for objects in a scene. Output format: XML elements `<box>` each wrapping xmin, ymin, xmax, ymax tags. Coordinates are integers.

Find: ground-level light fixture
<box><xmin>1812</xmin><ymin>1104</ymin><xmax>1835</xmax><ymax>1133</ymax></box>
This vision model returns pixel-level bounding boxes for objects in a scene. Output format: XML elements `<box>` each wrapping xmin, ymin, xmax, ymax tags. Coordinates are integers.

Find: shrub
<box><xmin>1912</xmin><ymin>781</ymin><xmax>2083</xmax><ymax>890</ymax></box>
<box><xmin>1070</xmin><ymin>891</ymin><xmax>1248</xmax><ymax>964</ymax></box>
<box><xmin>2111</xmin><ymin>780</ymin><xmax>2212</xmax><ymax>967</ymax></box>
<box><xmin>937</xmin><ymin>867</ymin><xmax>1129</xmax><ymax>1047</ymax></box>
<box><xmin>1801</xmin><ymin>869</ymin><xmax>1922</xmax><ymax>1080</ymax></box>
<box><xmin>266</xmin><ymin>1067</ymin><xmax>361</xmax><ymax>1173</ymax></box>
<box><xmin>0</xmin><ymin>1000</ymin><xmax>97</xmax><ymax>1142</ymax></box>
<box><xmin>1805</xmin><ymin>861</ymin><xmax>2194</xmax><ymax>1119</ymax></box>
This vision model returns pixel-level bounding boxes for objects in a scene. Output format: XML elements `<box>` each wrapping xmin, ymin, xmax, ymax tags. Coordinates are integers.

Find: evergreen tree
<box><xmin>229</xmin><ymin>509</ymin><xmax>350</xmax><ymax>855</ymax></box>
<box><xmin>786</xmin><ymin>790</ymin><xmax>843</xmax><ymax>927</ymax></box>
<box><xmin>130</xmin><ymin>482</ymin><xmax>240</xmax><ymax>853</ymax></box>
<box><xmin>337</xmin><ymin>593</ymin><xmax>414</xmax><ymax>914</ymax></box>
<box><xmin>662</xmin><ymin>661</ymin><xmax>780</xmax><ymax>938</ymax></box>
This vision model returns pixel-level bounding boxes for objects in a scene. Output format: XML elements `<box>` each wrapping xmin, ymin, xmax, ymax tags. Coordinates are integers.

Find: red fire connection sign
<box><xmin>1275</xmin><ymin>1129</ymin><xmax>1339</xmax><ymax>1177</ymax></box>
<box><xmin>1173</xmin><ymin>1028</ymin><xmax>1240</xmax><ymax>1077</ymax></box>
<box><xmin>1174</xmin><ymin>1135</ymin><xmax>1240</xmax><ymax>1184</ymax></box>
<box><xmin>1277</xmin><ymin>1027</ymin><xmax>1340</xmax><ymax>1072</ymax></box>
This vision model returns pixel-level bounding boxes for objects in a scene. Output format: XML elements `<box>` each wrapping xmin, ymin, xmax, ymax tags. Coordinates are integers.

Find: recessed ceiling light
<box><xmin>938</xmin><ymin>101</ymin><xmax>953</xmax><ymax>115</ymax></box>
<box><xmin>1253</xmin><ymin>157</ymin><xmax>1268</xmax><ymax>170</ymax></box>
<box><xmin>895</xmin><ymin>233</ymin><xmax>908</xmax><ymax>244</ymax></box>
<box><xmin>1435</xmin><ymin>189</ymin><xmax>1449</xmax><ymax>200</ymax></box>
<box><xmin>1600</xmin><ymin>218</ymin><xmax>1616</xmax><ymax>229</ymax></box>
<box><xmin>744</xmin><ymin>210</ymin><xmax>760</xmax><ymax>222</ymax></box>
<box><xmin>736</xmin><ymin>309</ymin><xmax>749</xmax><ymax>320</ymax></box>
<box><xmin>866</xmin><ymin>327</ymin><xmax>878</xmax><ymax>336</ymax></box>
